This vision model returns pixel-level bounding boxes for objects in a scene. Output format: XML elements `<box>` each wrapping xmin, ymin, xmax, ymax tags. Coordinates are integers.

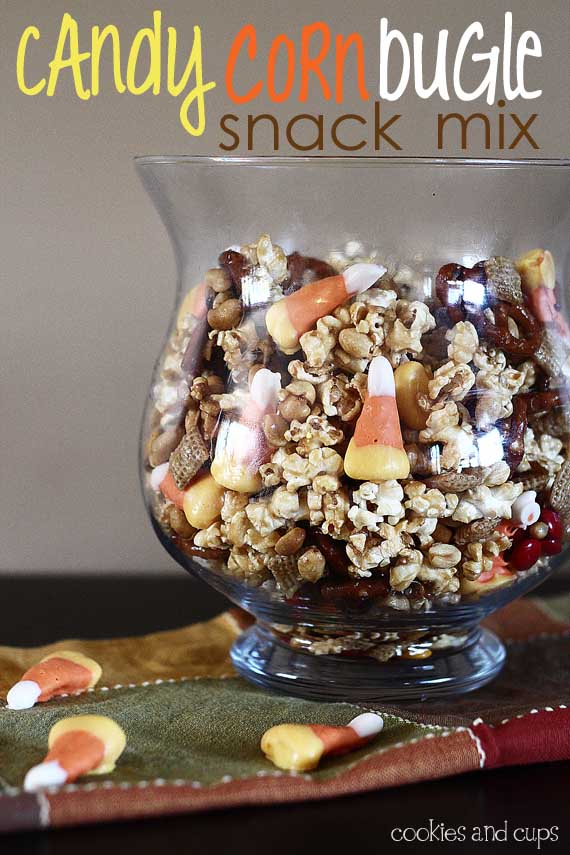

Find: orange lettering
<box><xmin>335</xmin><ymin>34</ymin><xmax>369</xmax><ymax>103</ymax></box>
<box><xmin>267</xmin><ymin>34</ymin><xmax>295</xmax><ymax>103</ymax></box>
<box><xmin>226</xmin><ymin>24</ymin><xmax>262</xmax><ymax>104</ymax></box>
<box><xmin>299</xmin><ymin>22</ymin><xmax>331</xmax><ymax>102</ymax></box>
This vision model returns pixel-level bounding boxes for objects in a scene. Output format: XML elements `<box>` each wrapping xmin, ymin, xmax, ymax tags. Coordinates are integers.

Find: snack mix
<box><xmin>144</xmin><ymin>238</ymin><xmax>570</xmax><ymax>613</ymax></box>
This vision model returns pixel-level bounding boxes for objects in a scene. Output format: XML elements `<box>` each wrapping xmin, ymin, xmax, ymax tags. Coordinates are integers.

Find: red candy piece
<box><xmin>541</xmin><ymin>538</ymin><xmax>562</xmax><ymax>556</ymax></box>
<box><xmin>511</xmin><ymin>528</ymin><xmax>526</xmax><ymax>547</ymax></box>
<box><xmin>510</xmin><ymin>538</ymin><xmax>542</xmax><ymax>571</ymax></box>
<box><xmin>540</xmin><ymin>509</ymin><xmax>562</xmax><ymax>541</ymax></box>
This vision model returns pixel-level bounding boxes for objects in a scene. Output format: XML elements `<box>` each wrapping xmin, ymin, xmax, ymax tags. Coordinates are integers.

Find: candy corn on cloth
<box><xmin>1</xmin><ymin>594</ymin><xmax>570</xmax><ymax>833</ymax></box>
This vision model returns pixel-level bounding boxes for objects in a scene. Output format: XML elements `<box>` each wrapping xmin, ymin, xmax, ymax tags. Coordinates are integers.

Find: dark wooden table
<box><xmin>2</xmin><ymin>575</ymin><xmax>569</xmax><ymax>854</ymax></box>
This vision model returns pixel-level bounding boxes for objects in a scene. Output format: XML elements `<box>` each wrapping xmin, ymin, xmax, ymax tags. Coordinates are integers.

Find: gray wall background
<box><xmin>2</xmin><ymin>0</ymin><xmax>569</xmax><ymax>574</ymax></box>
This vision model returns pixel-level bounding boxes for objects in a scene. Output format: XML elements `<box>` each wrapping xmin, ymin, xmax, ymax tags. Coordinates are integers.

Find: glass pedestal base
<box><xmin>230</xmin><ymin>623</ymin><xmax>505</xmax><ymax>703</ymax></box>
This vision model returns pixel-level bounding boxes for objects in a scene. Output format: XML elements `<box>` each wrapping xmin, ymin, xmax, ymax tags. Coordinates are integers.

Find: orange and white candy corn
<box><xmin>7</xmin><ymin>651</ymin><xmax>102</xmax><ymax>710</ymax></box>
<box><xmin>517</xmin><ymin>249</ymin><xmax>570</xmax><ymax>338</ymax></box>
<box><xmin>24</xmin><ymin>715</ymin><xmax>126</xmax><ymax>792</ymax></box>
<box><xmin>266</xmin><ymin>263</ymin><xmax>386</xmax><ymax>354</ymax></box>
<box><xmin>211</xmin><ymin>368</ymin><xmax>281</xmax><ymax>493</ymax></box>
<box><xmin>151</xmin><ymin>463</ymin><xmax>225</xmax><ymax>528</ymax></box>
<box><xmin>460</xmin><ymin>564</ymin><xmax>515</xmax><ymax>596</ymax></box>
<box><xmin>182</xmin><ymin>472</ymin><xmax>225</xmax><ymax>529</ymax></box>
<box><xmin>150</xmin><ymin>463</ymin><xmax>187</xmax><ymax>510</ymax></box>
<box><xmin>345</xmin><ymin>356</ymin><xmax>410</xmax><ymax>481</ymax></box>
<box><xmin>511</xmin><ymin>491</ymin><xmax>541</xmax><ymax>529</ymax></box>
<box><xmin>176</xmin><ymin>281</ymin><xmax>208</xmax><ymax>328</ymax></box>
<box><xmin>261</xmin><ymin>713</ymin><xmax>383</xmax><ymax>772</ymax></box>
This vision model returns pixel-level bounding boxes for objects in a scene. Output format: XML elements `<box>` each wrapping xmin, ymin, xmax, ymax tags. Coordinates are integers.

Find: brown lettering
<box><xmin>374</xmin><ymin>100</ymin><xmax>401</xmax><ymax>151</ymax></box>
<box><xmin>438</xmin><ymin>112</ymin><xmax>491</xmax><ymax>150</ymax></box>
<box><xmin>286</xmin><ymin>113</ymin><xmax>324</xmax><ymax>151</ymax></box>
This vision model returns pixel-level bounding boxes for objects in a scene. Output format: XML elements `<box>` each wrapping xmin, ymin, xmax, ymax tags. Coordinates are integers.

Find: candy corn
<box><xmin>517</xmin><ymin>249</ymin><xmax>570</xmax><ymax>338</ymax></box>
<box><xmin>150</xmin><ymin>461</ymin><xmax>170</xmax><ymax>492</ymax></box>
<box><xmin>211</xmin><ymin>369</ymin><xmax>281</xmax><ymax>493</ymax></box>
<box><xmin>460</xmin><ymin>566</ymin><xmax>515</xmax><ymax>596</ymax></box>
<box><xmin>151</xmin><ymin>464</ymin><xmax>187</xmax><ymax>510</ymax></box>
<box><xmin>266</xmin><ymin>263</ymin><xmax>386</xmax><ymax>353</ymax></box>
<box><xmin>261</xmin><ymin>713</ymin><xmax>384</xmax><ymax>772</ymax></box>
<box><xmin>511</xmin><ymin>491</ymin><xmax>541</xmax><ymax>528</ymax></box>
<box><xmin>345</xmin><ymin>356</ymin><xmax>410</xmax><ymax>481</ymax></box>
<box><xmin>6</xmin><ymin>652</ymin><xmax>102</xmax><ymax>710</ymax></box>
<box><xmin>24</xmin><ymin>715</ymin><xmax>126</xmax><ymax>792</ymax></box>
<box><xmin>176</xmin><ymin>281</ymin><xmax>208</xmax><ymax>328</ymax></box>
<box><xmin>152</xmin><ymin>461</ymin><xmax>224</xmax><ymax>528</ymax></box>
<box><xmin>179</xmin><ymin>283</ymin><xmax>210</xmax><ymax>377</ymax></box>
<box><xmin>182</xmin><ymin>472</ymin><xmax>225</xmax><ymax>528</ymax></box>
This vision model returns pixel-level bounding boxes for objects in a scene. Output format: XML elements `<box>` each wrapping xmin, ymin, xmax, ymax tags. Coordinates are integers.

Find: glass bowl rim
<box><xmin>134</xmin><ymin>155</ymin><xmax>570</xmax><ymax>169</ymax></box>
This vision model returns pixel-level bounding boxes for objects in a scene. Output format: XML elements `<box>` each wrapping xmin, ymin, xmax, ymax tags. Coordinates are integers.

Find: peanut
<box><xmin>207</xmin><ymin>298</ymin><xmax>242</xmax><ymax>331</ymax></box>
<box><xmin>275</xmin><ymin>527</ymin><xmax>306</xmax><ymax>556</ymax></box>
<box><xmin>298</xmin><ymin>547</ymin><xmax>326</xmax><ymax>582</ymax></box>
<box><xmin>455</xmin><ymin>517</ymin><xmax>501</xmax><ymax>545</ymax></box>
<box><xmin>168</xmin><ymin>505</ymin><xmax>196</xmax><ymax>538</ymax></box>
<box><xmin>205</xmin><ymin>267</ymin><xmax>232</xmax><ymax>293</ymax></box>
<box><xmin>149</xmin><ymin>427</ymin><xmax>184</xmax><ymax>467</ymax></box>
<box><xmin>279</xmin><ymin>394</ymin><xmax>311</xmax><ymax>422</ymax></box>
<box><xmin>395</xmin><ymin>362</ymin><xmax>431</xmax><ymax>430</ymax></box>
<box><xmin>338</xmin><ymin>328</ymin><xmax>372</xmax><ymax>359</ymax></box>
<box><xmin>278</xmin><ymin>381</ymin><xmax>316</xmax><ymax>422</ymax></box>
<box><xmin>263</xmin><ymin>412</ymin><xmax>289</xmax><ymax>447</ymax></box>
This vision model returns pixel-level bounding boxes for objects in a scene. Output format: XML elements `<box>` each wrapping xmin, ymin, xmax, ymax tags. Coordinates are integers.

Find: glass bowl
<box><xmin>136</xmin><ymin>156</ymin><xmax>570</xmax><ymax>702</ymax></box>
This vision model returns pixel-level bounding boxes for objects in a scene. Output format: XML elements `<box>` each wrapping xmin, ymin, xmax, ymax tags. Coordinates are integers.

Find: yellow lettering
<box><xmin>17</xmin><ymin>26</ymin><xmax>46</xmax><ymax>95</ymax></box>
<box><xmin>177</xmin><ymin>27</ymin><xmax>216</xmax><ymax>136</ymax></box>
<box><xmin>16</xmin><ymin>13</ymin><xmax>215</xmax><ymax>136</ymax></box>
<box><xmin>91</xmin><ymin>25</ymin><xmax>126</xmax><ymax>95</ymax></box>
<box><xmin>126</xmin><ymin>10</ymin><xmax>161</xmax><ymax>95</ymax></box>
<box><xmin>167</xmin><ymin>26</ymin><xmax>190</xmax><ymax>95</ymax></box>
<box><xmin>47</xmin><ymin>13</ymin><xmax>90</xmax><ymax>99</ymax></box>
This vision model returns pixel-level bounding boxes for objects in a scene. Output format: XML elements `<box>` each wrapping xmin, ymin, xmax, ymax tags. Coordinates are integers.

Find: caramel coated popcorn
<box><xmin>446</xmin><ymin>321</ymin><xmax>479</xmax><ymax>365</ymax></box>
<box><xmin>384</xmin><ymin>301</ymin><xmax>435</xmax><ymax>359</ymax></box>
<box><xmin>318</xmin><ymin>373</ymin><xmax>364</xmax><ymax>421</ymax></box>
<box><xmin>348</xmin><ymin>480</ymin><xmax>405</xmax><ymax>532</ymax></box>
